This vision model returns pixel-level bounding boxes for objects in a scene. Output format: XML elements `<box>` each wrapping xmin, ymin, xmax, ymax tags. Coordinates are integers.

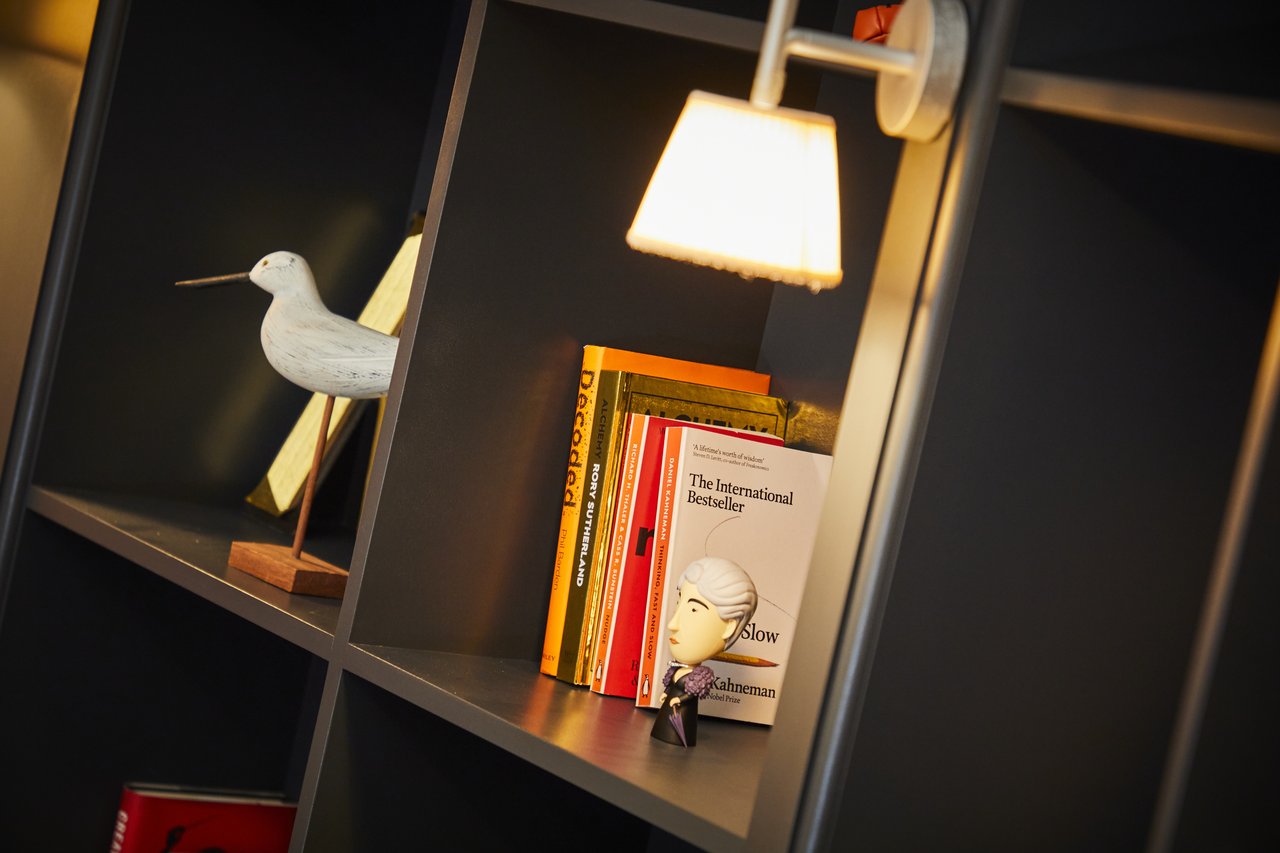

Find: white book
<box><xmin>637</xmin><ymin>427</ymin><xmax>832</xmax><ymax>725</ymax></box>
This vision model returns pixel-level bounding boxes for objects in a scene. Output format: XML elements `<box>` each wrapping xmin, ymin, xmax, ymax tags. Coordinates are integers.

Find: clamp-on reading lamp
<box><xmin>626</xmin><ymin>0</ymin><xmax>968</xmax><ymax>291</ymax></box>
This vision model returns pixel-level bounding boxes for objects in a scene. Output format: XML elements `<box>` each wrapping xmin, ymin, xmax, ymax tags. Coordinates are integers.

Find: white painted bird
<box><xmin>177</xmin><ymin>251</ymin><xmax>396</xmax><ymax>399</ymax></box>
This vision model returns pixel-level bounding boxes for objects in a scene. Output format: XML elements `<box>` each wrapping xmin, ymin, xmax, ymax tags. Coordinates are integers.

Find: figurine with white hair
<box><xmin>652</xmin><ymin>556</ymin><xmax>758</xmax><ymax>747</ymax></box>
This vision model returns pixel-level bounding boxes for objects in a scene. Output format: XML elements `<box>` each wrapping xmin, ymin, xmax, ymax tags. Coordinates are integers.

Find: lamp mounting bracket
<box><xmin>750</xmin><ymin>0</ymin><xmax>968</xmax><ymax>142</ymax></box>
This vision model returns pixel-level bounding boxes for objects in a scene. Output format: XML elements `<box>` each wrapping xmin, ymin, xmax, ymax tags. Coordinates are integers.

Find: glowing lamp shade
<box><xmin>626</xmin><ymin>90</ymin><xmax>842</xmax><ymax>291</ymax></box>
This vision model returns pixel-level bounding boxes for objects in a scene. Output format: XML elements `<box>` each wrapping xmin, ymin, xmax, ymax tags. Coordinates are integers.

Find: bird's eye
<box><xmin>261</xmin><ymin>259</ymin><xmax>269</xmax><ymax>267</ymax></box>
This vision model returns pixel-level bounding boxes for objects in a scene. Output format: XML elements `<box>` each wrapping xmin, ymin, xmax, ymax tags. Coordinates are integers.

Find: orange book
<box><xmin>540</xmin><ymin>346</ymin><xmax>769</xmax><ymax>676</ymax></box>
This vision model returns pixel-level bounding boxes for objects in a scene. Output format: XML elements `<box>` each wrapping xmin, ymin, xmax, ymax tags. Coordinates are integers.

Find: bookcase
<box><xmin>1</xmin><ymin>0</ymin><xmax>1276</xmax><ymax>850</ymax></box>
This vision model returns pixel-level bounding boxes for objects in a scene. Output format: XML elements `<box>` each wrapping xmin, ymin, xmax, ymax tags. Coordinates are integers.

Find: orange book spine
<box><xmin>636</xmin><ymin>426</ymin><xmax>684</xmax><ymax>706</ymax></box>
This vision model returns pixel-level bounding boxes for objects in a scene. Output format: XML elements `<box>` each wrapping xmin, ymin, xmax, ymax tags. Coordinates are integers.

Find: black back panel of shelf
<box><xmin>831</xmin><ymin>109</ymin><xmax>1280</xmax><ymax>850</ymax></box>
<box><xmin>33</xmin><ymin>0</ymin><xmax>453</xmax><ymax>503</ymax></box>
<box><xmin>350</xmin><ymin>2</ymin><xmax>792</xmax><ymax>655</ymax></box>
<box><xmin>755</xmin><ymin>22</ymin><xmax>903</xmax><ymax>454</ymax></box>
<box><xmin>303</xmin><ymin>673</ymin><xmax>653</xmax><ymax>850</ymax></box>
<box><xmin>1011</xmin><ymin>0</ymin><xmax>1280</xmax><ymax>99</ymax></box>
<box><xmin>0</xmin><ymin>514</ymin><xmax>315</xmax><ymax>850</ymax></box>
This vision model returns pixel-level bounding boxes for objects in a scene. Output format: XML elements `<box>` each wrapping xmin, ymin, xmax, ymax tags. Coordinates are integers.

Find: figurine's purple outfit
<box><xmin>652</xmin><ymin>664</ymin><xmax>714</xmax><ymax>747</ymax></box>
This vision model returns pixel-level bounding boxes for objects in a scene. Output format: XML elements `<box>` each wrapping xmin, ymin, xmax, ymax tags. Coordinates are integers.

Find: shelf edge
<box><xmin>340</xmin><ymin>644</ymin><xmax>747</xmax><ymax>852</ymax></box>
<box><xmin>26</xmin><ymin>486</ymin><xmax>338</xmax><ymax>658</ymax></box>
<box><xmin>503</xmin><ymin>0</ymin><xmax>762</xmax><ymax>52</ymax></box>
<box><xmin>1002</xmin><ymin>68</ymin><xmax>1280</xmax><ymax>154</ymax></box>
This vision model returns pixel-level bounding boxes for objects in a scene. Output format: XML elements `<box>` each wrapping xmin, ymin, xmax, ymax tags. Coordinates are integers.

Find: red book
<box><xmin>110</xmin><ymin>784</ymin><xmax>295</xmax><ymax>853</ymax></box>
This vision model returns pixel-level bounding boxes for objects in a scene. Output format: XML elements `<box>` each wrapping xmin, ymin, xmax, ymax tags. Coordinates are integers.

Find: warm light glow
<box><xmin>627</xmin><ymin>90</ymin><xmax>842</xmax><ymax>291</ymax></box>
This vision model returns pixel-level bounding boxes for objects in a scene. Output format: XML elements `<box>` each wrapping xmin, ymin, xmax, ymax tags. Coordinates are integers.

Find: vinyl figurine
<box><xmin>652</xmin><ymin>556</ymin><xmax>758</xmax><ymax>748</ymax></box>
<box><xmin>176</xmin><ymin>251</ymin><xmax>398</xmax><ymax>597</ymax></box>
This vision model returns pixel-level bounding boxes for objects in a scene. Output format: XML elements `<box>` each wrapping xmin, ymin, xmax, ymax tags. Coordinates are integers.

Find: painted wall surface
<box><xmin>0</xmin><ymin>0</ymin><xmax>96</xmax><ymax>465</ymax></box>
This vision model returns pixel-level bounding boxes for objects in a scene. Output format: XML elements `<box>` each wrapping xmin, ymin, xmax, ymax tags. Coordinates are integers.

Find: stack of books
<box><xmin>540</xmin><ymin>346</ymin><xmax>832</xmax><ymax>727</ymax></box>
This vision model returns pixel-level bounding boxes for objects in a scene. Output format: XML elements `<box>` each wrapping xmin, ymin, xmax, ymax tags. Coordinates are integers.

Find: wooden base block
<box><xmin>228</xmin><ymin>541</ymin><xmax>349</xmax><ymax>598</ymax></box>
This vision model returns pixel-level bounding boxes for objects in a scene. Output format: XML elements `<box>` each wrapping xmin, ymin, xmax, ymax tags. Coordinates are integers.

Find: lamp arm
<box><xmin>784</xmin><ymin>28</ymin><xmax>916</xmax><ymax>77</ymax></box>
<box><xmin>750</xmin><ymin>0</ymin><xmax>800</xmax><ymax>108</ymax></box>
<box><xmin>751</xmin><ymin>1</ymin><xmax>920</xmax><ymax>108</ymax></box>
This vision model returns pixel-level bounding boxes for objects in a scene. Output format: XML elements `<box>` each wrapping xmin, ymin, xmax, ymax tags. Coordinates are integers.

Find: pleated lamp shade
<box><xmin>626</xmin><ymin>90</ymin><xmax>843</xmax><ymax>291</ymax></box>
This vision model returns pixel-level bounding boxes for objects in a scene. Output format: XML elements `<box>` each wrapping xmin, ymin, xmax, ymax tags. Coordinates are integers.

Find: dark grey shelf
<box><xmin>3</xmin><ymin>1</ymin><xmax>1275</xmax><ymax>850</ymax></box>
<box><xmin>1002</xmin><ymin>67</ymin><xmax>1280</xmax><ymax>153</ymax></box>
<box><xmin>341</xmin><ymin>644</ymin><xmax>767</xmax><ymax>851</ymax></box>
<box><xmin>505</xmin><ymin>0</ymin><xmax>762</xmax><ymax>50</ymax></box>
<box><xmin>27</xmin><ymin>486</ymin><xmax>343</xmax><ymax>656</ymax></box>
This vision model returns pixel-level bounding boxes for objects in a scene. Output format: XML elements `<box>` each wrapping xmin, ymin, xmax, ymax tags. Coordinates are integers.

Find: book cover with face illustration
<box><xmin>638</xmin><ymin>427</ymin><xmax>832</xmax><ymax>725</ymax></box>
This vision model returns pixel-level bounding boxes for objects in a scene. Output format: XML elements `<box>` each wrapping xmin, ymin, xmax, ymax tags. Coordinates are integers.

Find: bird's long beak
<box><xmin>174</xmin><ymin>271</ymin><xmax>252</xmax><ymax>288</ymax></box>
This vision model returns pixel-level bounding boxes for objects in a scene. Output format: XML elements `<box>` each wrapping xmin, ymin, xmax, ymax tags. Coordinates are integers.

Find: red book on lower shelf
<box><xmin>109</xmin><ymin>783</ymin><xmax>296</xmax><ymax>853</ymax></box>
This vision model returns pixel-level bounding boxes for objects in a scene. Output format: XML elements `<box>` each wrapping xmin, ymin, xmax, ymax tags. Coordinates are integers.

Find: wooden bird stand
<box><xmin>227</xmin><ymin>541</ymin><xmax>348</xmax><ymax>597</ymax></box>
<box><xmin>228</xmin><ymin>394</ymin><xmax>349</xmax><ymax>598</ymax></box>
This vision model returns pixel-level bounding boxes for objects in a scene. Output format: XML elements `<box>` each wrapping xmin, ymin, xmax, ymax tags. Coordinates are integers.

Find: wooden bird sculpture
<box><xmin>177</xmin><ymin>251</ymin><xmax>398</xmax><ymax>597</ymax></box>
